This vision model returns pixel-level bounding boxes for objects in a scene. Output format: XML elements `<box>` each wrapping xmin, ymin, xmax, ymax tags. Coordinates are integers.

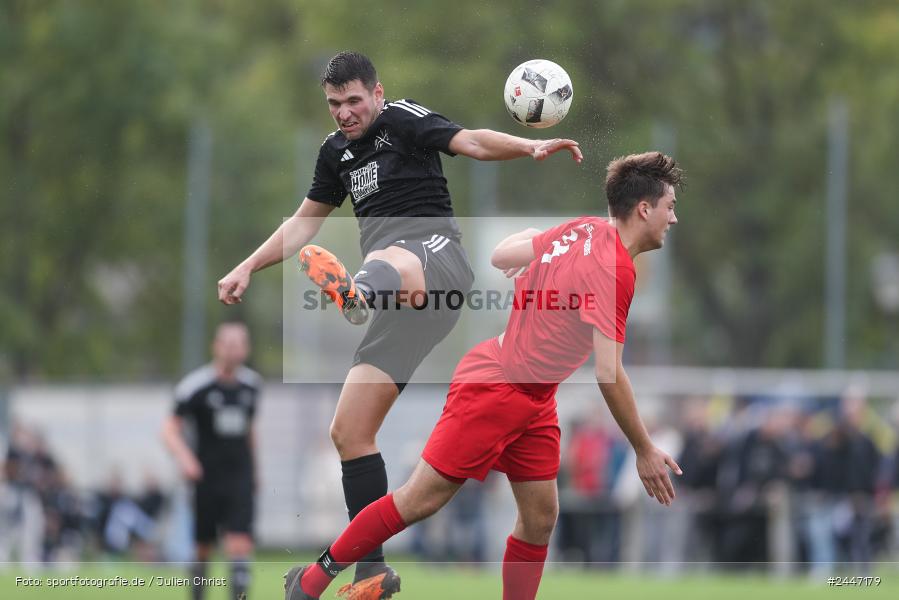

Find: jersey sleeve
<box><xmin>530</xmin><ymin>217</ymin><xmax>588</xmax><ymax>262</ymax></box>
<box><xmin>575</xmin><ymin>261</ymin><xmax>634</xmax><ymax>343</ymax></box>
<box><xmin>306</xmin><ymin>137</ymin><xmax>347</xmax><ymax>206</ymax></box>
<box><xmin>388</xmin><ymin>99</ymin><xmax>463</xmax><ymax>155</ymax></box>
<box><xmin>248</xmin><ymin>390</ymin><xmax>258</xmax><ymax>419</ymax></box>
<box><xmin>173</xmin><ymin>381</ymin><xmax>198</xmax><ymax>418</ymax></box>
<box><xmin>237</xmin><ymin>366</ymin><xmax>262</xmax><ymax>420</ymax></box>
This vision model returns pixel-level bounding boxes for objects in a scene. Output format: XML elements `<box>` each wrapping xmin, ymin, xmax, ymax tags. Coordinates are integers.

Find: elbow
<box><xmin>160</xmin><ymin>418</ymin><xmax>177</xmax><ymax>448</ymax></box>
<box><xmin>595</xmin><ymin>372</ymin><xmax>616</xmax><ymax>388</ymax></box>
<box><xmin>490</xmin><ymin>250</ymin><xmax>511</xmax><ymax>270</ymax></box>
<box><xmin>455</xmin><ymin>130</ymin><xmax>490</xmax><ymax>161</ymax></box>
<box><xmin>595</xmin><ymin>362</ymin><xmax>620</xmax><ymax>387</ymax></box>
<box><xmin>464</xmin><ymin>143</ymin><xmax>489</xmax><ymax>161</ymax></box>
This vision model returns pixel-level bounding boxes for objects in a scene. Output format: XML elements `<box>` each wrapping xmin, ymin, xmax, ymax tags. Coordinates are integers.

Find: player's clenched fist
<box><xmin>218</xmin><ymin>266</ymin><xmax>251</xmax><ymax>305</ymax></box>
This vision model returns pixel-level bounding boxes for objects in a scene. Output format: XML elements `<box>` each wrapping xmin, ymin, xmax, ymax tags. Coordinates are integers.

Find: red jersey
<box><xmin>498</xmin><ymin>216</ymin><xmax>636</xmax><ymax>392</ymax></box>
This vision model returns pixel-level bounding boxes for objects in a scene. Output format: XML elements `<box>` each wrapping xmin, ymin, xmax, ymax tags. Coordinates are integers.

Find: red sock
<box><xmin>301</xmin><ymin>494</ymin><xmax>407</xmax><ymax>597</ymax></box>
<box><xmin>502</xmin><ymin>535</ymin><xmax>548</xmax><ymax>600</ymax></box>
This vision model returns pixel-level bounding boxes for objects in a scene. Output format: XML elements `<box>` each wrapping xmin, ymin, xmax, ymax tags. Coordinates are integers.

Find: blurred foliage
<box><xmin>2</xmin><ymin>0</ymin><xmax>898</xmax><ymax>380</ymax></box>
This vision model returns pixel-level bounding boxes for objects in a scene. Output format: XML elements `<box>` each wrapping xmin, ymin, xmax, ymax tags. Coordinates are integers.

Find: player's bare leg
<box><xmin>330</xmin><ymin>363</ymin><xmax>400</xmax><ymax>593</ymax></box>
<box><xmin>285</xmin><ymin>461</ymin><xmax>461</xmax><ymax>600</ymax></box>
<box><xmin>392</xmin><ymin>460</ymin><xmax>463</xmax><ymax>524</ymax></box>
<box><xmin>330</xmin><ymin>363</ymin><xmax>399</xmax><ymax>460</ymax></box>
<box><xmin>334</xmin><ymin>462</ymin><xmax>460</xmax><ymax>599</ymax></box>
<box><xmin>509</xmin><ymin>479</ymin><xmax>559</xmax><ymax>545</ymax></box>
<box><xmin>502</xmin><ymin>479</ymin><xmax>559</xmax><ymax>600</ymax></box>
<box><xmin>192</xmin><ymin>543</ymin><xmax>214</xmax><ymax>600</ymax></box>
<box><xmin>224</xmin><ymin>533</ymin><xmax>254</xmax><ymax>600</ymax></box>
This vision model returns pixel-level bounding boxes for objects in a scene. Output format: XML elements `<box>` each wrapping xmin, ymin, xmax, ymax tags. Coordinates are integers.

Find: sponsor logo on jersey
<box><xmin>374</xmin><ymin>128</ymin><xmax>392</xmax><ymax>150</ymax></box>
<box><xmin>340</xmin><ymin>149</ymin><xmax>354</xmax><ymax>162</ymax></box>
<box><xmin>583</xmin><ymin>223</ymin><xmax>594</xmax><ymax>256</ymax></box>
<box><xmin>349</xmin><ymin>161</ymin><xmax>379</xmax><ymax>203</ymax></box>
<box><xmin>206</xmin><ymin>390</ymin><xmax>225</xmax><ymax>408</ymax></box>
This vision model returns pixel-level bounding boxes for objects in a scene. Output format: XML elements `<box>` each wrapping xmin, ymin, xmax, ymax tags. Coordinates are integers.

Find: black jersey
<box><xmin>173</xmin><ymin>364</ymin><xmax>260</xmax><ymax>479</ymax></box>
<box><xmin>307</xmin><ymin>99</ymin><xmax>465</xmax><ymax>255</ymax></box>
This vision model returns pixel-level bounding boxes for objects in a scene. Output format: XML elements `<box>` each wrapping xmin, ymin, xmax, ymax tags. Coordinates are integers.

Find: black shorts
<box><xmin>353</xmin><ymin>235</ymin><xmax>475</xmax><ymax>392</ymax></box>
<box><xmin>193</xmin><ymin>476</ymin><xmax>254</xmax><ymax>543</ymax></box>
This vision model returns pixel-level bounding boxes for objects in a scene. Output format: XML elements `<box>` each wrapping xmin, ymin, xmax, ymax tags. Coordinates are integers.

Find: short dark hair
<box><xmin>216</xmin><ymin>320</ymin><xmax>248</xmax><ymax>334</ymax></box>
<box><xmin>605</xmin><ymin>152</ymin><xmax>683</xmax><ymax>219</ymax></box>
<box><xmin>321</xmin><ymin>51</ymin><xmax>378</xmax><ymax>90</ymax></box>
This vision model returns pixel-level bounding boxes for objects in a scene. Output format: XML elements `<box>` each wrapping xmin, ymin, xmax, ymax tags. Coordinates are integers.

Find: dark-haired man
<box><xmin>162</xmin><ymin>322</ymin><xmax>260</xmax><ymax>600</ymax></box>
<box><xmin>217</xmin><ymin>51</ymin><xmax>582</xmax><ymax>598</ymax></box>
<box><xmin>284</xmin><ymin>152</ymin><xmax>684</xmax><ymax>600</ymax></box>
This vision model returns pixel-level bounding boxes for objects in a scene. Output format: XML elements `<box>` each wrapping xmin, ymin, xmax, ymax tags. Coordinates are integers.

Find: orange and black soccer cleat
<box><xmin>336</xmin><ymin>567</ymin><xmax>401</xmax><ymax>600</ymax></box>
<box><xmin>283</xmin><ymin>565</ymin><xmax>319</xmax><ymax>600</ymax></box>
<box><xmin>299</xmin><ymin>245</ymin><xmax>369</xmax><ymax>325</ymax></box>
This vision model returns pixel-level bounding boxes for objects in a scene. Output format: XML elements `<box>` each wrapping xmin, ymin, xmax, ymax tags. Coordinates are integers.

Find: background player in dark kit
<box><xmin>284</xmin><ymin>152</ymin><xmax>683</xmax><ymax>600</ymax></box>
<box><xmin>162</xmin><ymin>321</ymin><xmax>260</xmax><ymax>600</ymax></box>
<box><xmin>216</xmin><ymin>51</ymin><xmax>582</xmax><ymax>597</ymax></box>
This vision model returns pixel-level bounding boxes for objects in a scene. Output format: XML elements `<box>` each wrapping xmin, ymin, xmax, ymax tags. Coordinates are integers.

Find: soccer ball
<box><xmin>503</xmin><ymin>60</ymin><xmax>574</xmax><ymax>128</ymax></box>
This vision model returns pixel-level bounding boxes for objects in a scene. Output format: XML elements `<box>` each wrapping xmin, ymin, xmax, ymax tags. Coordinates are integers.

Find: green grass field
<box><xmin>2</xmin><ymin>554</ymin><xmax>897</xmax><ymax>599</ymax></box>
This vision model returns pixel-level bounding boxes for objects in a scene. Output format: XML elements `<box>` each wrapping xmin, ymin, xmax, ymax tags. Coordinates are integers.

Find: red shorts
<box><xmin>422</xmin><ymin>338</ymin><xmax>560</xmax><ymax>482</ymax></box>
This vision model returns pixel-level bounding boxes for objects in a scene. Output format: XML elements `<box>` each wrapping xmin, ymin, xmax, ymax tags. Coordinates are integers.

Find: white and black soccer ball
<box><xmin>503</xmin><ymin>59</ymin><xmax>573</xmax><ymax>128</ymax></box>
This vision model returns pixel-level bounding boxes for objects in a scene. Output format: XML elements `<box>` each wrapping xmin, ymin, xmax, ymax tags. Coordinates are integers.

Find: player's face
<box><xmin>324</xmin><ymin>80</ymin><xmax>384</xmax><ymax>140</ymax></box>
<box><xmin>213</xmin><ymin>324</ymin><xmax>250</xmax><ymax>370</ymax></box>
<box><xmin>647</xmin><ymin>185</ymin><xmax>678</xmax><ymax>249</ymax></box>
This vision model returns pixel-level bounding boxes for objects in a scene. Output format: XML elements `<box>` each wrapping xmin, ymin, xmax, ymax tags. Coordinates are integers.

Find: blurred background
<box><xmin>3</xmin><ymin>0</ymin><xmax>899</xmax><ymax>593</ymax></box>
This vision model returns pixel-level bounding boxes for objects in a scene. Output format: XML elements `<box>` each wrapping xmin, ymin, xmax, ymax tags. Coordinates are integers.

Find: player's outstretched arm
<box><xmin>449</xmin><ymin>129</ymin><xmax>583</xmax><ymax>163</ymax></box>
<box><xmin>594</xmin><ymin>331</ymin><xmax>682</xmax><ymax>505</ymax></box>
<box><xmin>217</xmin><ymin>198</ymin><xmax>334</xmax><ymax>305</ymax></box>
<box><xmin>491</xmin><ymin>228</ymin><xmax>541</xmax><ymax>276</ymax></box>
<box><xmin>161</xmin><ymin>416</ymin><xmax>203</xmax><ymax>482</ymax></box>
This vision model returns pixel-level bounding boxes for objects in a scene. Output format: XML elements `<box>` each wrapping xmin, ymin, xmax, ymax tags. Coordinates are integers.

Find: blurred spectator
<box><xmin>714</xmin><ymin>403</ymin><xmax>796</xmax><ymax>568</ymax></box>
<box><xmin>888</xmin><ymin>398</ymin><xmax>899</xmax><ymax>558</ymax></box>
<box><xmin>0</xmin><ymin>423</ymin><xmax>47</xmax><ymax>570</ymax></box>
<box><xmin>672</xmin><ymin>397</ymin><xmax>722</xmax><ymax>565</ymax></box>
<box><xmin>612</xmin><ymin>400</ymin><xmax>682</xmax><ymax>570</ymax></box>
<box><xmin>806</xmin><ymin>390</ymin><xmax>882</xmax><ymax>574</ymax></box>
<box><xmin>557</xmin><ymin>408</ymin><xmax>626</xmax><ymax>566</ymax></box>
<box><xmin>444</xmin><ymin>479</ymin><xmax>489</xmax><ymax>563</ymax></box>
<box><xmin>91</xmin><ymin>470</ymin><xmax>157</xmax><ymax>557</ymax></box>
<box><xmin>41</xmin><ymin>468</ymin><xmax>83</xmax><ymax>564</ymax></box>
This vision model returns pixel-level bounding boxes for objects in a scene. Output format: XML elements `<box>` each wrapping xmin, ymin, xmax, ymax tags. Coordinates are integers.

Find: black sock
<box><xmin>230</xmin><ymin>558</ymin><xmax>250</xmax><ymax>600</ymax></box>
<box><xmin>341</xmin><ymin>453</ymin><xmax>388</xmax><ymax>581</ymax></box>
<box><xmin>354</xmin><ymin>260</ymin><xmax>402</xmax><ymax>309</ymax></box>
<box><xmin>190</xmin><ymin>562</ymin><xmax>207</xmax><ymax>600</ymax></box>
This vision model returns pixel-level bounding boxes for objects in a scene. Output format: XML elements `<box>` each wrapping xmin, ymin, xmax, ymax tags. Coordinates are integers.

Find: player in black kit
<box><xmin>162</xmin><ymin>322</ymin><xmax>260</xmax><ymax>600</ymax></box>
<box><xmin>216</xmin><ymin>51</ymin><xmax>581</xmax><ymax>600</ymax></box>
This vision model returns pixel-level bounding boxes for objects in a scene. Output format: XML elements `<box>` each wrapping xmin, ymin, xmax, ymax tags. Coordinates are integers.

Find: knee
<box><xmin>328</xmin><ymin>421</ymin><xmax>344</xmax><ymax>451</ymax></box>
<box><xmin>329</xmin><ymin>421</ymin><xmax>374</xmax><ymax>459</ymax></box>
<box><xmin>520</xmin><ymin>502</ymin><xmax>559</xmax><ymax>544</ymax></box>
<box><xmin>224</xmin><ymin>534</ymin><xmax>253</xmax><ymax>558</ymax></box>
<box><xmin>195</xmin><ymin>543</ymin><xmax>214</xmax><ymax>562</ymax></box>
<box><xmin>328</xmin><ymin>421</ymin><xmax>353</xmax><ymax>456</ymax></box>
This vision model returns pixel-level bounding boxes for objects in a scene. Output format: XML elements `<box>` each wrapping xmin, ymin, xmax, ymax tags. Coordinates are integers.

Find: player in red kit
<box><xmin>284</xmin><ymin>151</ymin><xmax>684</xmax><ymax>600</ymax></box>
